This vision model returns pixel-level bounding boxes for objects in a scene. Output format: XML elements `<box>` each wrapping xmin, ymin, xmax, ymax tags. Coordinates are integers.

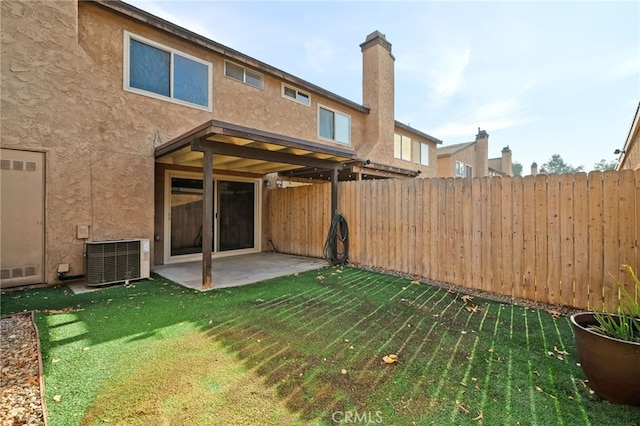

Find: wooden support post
<box><xmin>331</xmin><ymin>167</ymin><xmax>339</xmax><ymax>218</ymax></box>
<box><xmin>202</xmin><ymin>149</ymin><xmax>213</xmax><ymax>289</ymax></box>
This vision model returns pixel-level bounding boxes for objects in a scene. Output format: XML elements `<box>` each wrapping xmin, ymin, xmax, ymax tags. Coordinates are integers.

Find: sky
<box><xmin>125</xmin><ymin>0</ymin><xmax>639</xmax><ymax>172</ymax></box>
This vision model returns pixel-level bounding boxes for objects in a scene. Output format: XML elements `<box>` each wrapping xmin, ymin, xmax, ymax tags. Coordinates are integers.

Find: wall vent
<box><xmin>85</xmin><ymin>239</ymin><xmax>150</xmax><ymax>286</ymax></box>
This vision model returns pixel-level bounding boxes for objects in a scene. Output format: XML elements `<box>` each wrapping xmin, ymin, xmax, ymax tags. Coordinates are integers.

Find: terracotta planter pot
<box><xmin>570</xmin><ymin>312</ymin><xmax>640</xmax><ymax>406</ymax></box>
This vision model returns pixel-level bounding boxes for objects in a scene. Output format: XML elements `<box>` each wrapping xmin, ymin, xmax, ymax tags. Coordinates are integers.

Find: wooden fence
<box><xmin>268</xmin><ymin>170</ymin><xmax>640</xmax><ymax>311</ymax></box>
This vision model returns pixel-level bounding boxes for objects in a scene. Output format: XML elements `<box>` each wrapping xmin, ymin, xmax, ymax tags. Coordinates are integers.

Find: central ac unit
<box><xmin>85</xmin><ymin>239</ymin><xmax>150</xmax><ymax>286</ymax></box>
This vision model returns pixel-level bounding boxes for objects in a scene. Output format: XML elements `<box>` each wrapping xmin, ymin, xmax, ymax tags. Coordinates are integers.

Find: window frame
<box><xmin>282</xmin><ymin>84</ymin><xmax>311</xmax><ymax>106</ymax></box>
<box><xmin>123</xmin><ymin>31</ymin><xmax>212</xmax><ymax>111</ymax></box>
<box><xmin>455</xmin><ymin>161</ymin><xmax>465</xmax><ymax>177</ymax></box>
<box><xmin>224</xmin><ymin>60</ymin><xmax>264</xmax><ymax>89</ymax></box>
<box><xmin>395</xmin><ymin>133</ymin><xmax>429</xmax><ymax>165</ymax></box>
<box><xmin>317</xmin><ymin>105</ymin><xmax>351</xmax><ymax>145</ymax></box>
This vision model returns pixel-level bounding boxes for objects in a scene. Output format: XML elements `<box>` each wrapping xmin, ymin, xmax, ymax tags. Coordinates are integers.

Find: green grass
<box><xmin>2</xmin><ymin>267</ymin><xmax>639</xmax><ymax>425</ymax></box>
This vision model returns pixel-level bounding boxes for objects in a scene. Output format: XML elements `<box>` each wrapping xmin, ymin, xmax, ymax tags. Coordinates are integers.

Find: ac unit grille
<box><xmin>86</xmin><ymin>240</ymin><xmax>143</xmax><ymax>285</ymax></box>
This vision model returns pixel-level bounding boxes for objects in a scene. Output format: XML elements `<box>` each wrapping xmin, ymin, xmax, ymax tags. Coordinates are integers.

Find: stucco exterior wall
<box><xmin>78</xmin><ymin>2</ymin><xmax>365</xmax><ymax>151</ymax></box>
<box><xmin>1</xmin><ymin>0</ymin><xmax>156</xmax><ymax>283</ymax></box>
<box><xmin>437</xmin><ymin>146</ymin><xmax>478</xmax><ymax>178</ymax></box>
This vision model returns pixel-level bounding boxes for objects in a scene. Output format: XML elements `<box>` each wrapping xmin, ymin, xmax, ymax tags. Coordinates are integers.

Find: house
<box><xmin>616</xmin><ymin>102</ymin><xmax>640</xmax><ymax>171</ymax></box>
<box><xmin>0</xmin><ymin>0</ymin><xmax>441</xmax><ymax>288</ymax></box>
<box><xmin>436</xmin><ymin>129</ymin><xmax>513</xmax><ymax>178</ymax></box>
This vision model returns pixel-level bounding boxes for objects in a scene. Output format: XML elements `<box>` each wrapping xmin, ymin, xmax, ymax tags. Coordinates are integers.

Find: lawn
<box><xmin>2</xmin><ymin>267</ymin><xmax>639</xmax><ymax>425</ymax></box>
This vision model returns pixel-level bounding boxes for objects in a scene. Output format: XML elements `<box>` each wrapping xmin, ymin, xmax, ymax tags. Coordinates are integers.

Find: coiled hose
<box><xmin>323</xmin><ymin>213</ymin><xmax>349</xmax><ymax>266</ymax></box>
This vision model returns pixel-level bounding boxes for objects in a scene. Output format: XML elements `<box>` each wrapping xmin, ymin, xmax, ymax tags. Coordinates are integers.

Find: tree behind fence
<box><xmin>268</xmin><ymin>170</ymin><xmax>639</xmax><ymax>311</ymax></box>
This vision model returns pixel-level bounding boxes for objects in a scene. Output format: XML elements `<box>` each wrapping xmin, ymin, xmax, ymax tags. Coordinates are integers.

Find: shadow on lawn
<box><xmin>3</xmin><ymin>269</ymin><xmax>640</xmax><ymax>425</ymax></box>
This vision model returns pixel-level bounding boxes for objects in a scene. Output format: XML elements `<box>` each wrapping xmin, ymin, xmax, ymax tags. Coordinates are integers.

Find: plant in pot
<box><xmin>570</xmin><ymin>265</ymin><xmax>640</xmax><ymax>406</ymax></box>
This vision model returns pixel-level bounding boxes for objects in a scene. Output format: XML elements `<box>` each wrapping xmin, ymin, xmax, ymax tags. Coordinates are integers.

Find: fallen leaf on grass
<box><xmin>547</xmin><ymin>310</ymin><xmax>561</xmax><ymax>319</ymax></box>
<box><xmin>473</xmin><ymin>411</ymin><xmax>483</xmax><ymax>421</ymax></box>
<box><xmin>341</xmin><ymin>369</ymin><xmax>347</xmax><ymax>375</ymax></box>
<box><xmin>461</xmin><ymin>295</ymin><xmax>474</xmax><ymax>303</ymax></box>
<box><xmin>411</xmin><ymin>280</ymin><xmax>421</xmax><ymax>285</ymax></box>
<box><xmin>316</xmin><ymin>275</ymin><xmax>325</xmax><ymax>281</ymax></box>
<box><xmin>455</xmin><ymin>400</ymin><xmax>470</xmax><ymax>414</ymax></box>
<box><xmin>465</xmin><ymin>304</ymin><xmax>482</xmax><ymax>313</ymax></box>
<box><xmin>535</xmin><ymin>386</ymin><xmax>557</xmax><ymax>399</ymax></box>
<box><xmin>554</xmin><ymin>346</ymin><xmax>569</xmax><ymax>356</ymax></box>
<box><xmin>53</xmin><ymin>395</ymin><xmax>61</xmax><ymax>403</ymax></box>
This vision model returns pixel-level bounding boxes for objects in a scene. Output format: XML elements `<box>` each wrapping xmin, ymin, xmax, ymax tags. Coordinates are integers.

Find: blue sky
<box><xmin>125</xmin><ymin>0</ymin><xmax>639</xmax><ymax>172</ymax></box>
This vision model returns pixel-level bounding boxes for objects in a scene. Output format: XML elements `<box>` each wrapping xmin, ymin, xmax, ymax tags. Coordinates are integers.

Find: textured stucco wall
<box><xmin>359</xmin><ymin>35</ymin><xmax>435</xmax><ymax>177</ymax></box>
<box><xmin>1</xmin><ymin>0</ymin><xmax>159</xmax><ymax>283</ymax></box>
<box><xmin>78</xmin><ymin>2</ymin><xmax>366</xmax><ymax>150</ymax></box>
<box><xmin>437</xmin><ymin>146</ymin><xmax>478</xmax><ymax>178</ymax></box>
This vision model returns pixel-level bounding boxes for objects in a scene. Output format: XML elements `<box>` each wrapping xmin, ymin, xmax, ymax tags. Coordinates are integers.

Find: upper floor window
<box><xmin>225</xmin><ymin>61</ymin><xmax>264</xmax><ymax>89</ymax></box>
<box><xmin>395</xmin><ymin>134</ymin><xmax>429</xmax><ymax>166</ymax></box>
<box><xmin>456</xmin><ymin>161</ymin><xmax>472</xmax><ymax>177</ymax></box>
<box><xmin>412</xmin><ymin>140</ymin><xmax>429</xmax><ymax>166</ymax></box>
<box><xmin>318</xmin><ymin>106</ymin><xmax>350</xmax><ymax>144</ymax></box>
<box><xmin>394</xmin><ymin>134</ymin><xmax>411</xmax><ymax>161</ymax></box>
<box><xmin>124</xmin><ymin>32</ymin><xmax>211</xmax><ymax>109</ymax></box>
<box><xmin>282</xmin><ymin>84</ymin><xmax>310</xmax><ymax>106</ymax></box>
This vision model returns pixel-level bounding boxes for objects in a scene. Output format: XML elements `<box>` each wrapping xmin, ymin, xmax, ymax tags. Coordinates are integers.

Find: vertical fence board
<box><xmin>501</xmin><ymin>176</ymin><xmax>514</xmax><ymax>297</ymax></box>
<box><xmin>602</xmin><ymin>171</ymin><xmax>620</xmax><ymax>312</ymax></box>
<box><xmin>573</xmin><ymin>173</ymin><xmax>589</xmax><ymax>310</ymax></box>
<box><xmin>471</xmin><ymin>178</ymin><xmax>482</xmax><ymax>289</ymax></box>
<box><xmin>452</xmin><ymin>178</ymin><xmax>464</xmax><ymax>285</ymax></box>
<box><xmin>511</xmin><ymin>176</ymin><xmax>524</xmax><ymax>299</ymax></box>
<box><xmin>490</xmin><ymin>177</ymin><xmax>503</xmax><ymax>295</ymax></box>
<box><xmin>414</xmin><ymin>178</ymin><xmax>424</xmax><ymax>278</ymax></box>
<box><xmin>547</xmin><ymin>174</ymin><xmax>561</xmax><ymax>304</ymax></box>
<box><xmin>521</xmin><ymin>176</ymin><xmax>536</xmax><ymax>301</ymax></box>
<box><xmin>559</xmin><ymin>174</ymin><xmax>576</xmax><ymax>308</ymax></box>
<box><xmin>480</xmin><ymin>178</ymin><xmax>491</xmax><ymax>291</ymax></box>
<box><xmin>407</xmin><ymin>179</ymin><xmax>418</xmax><ymax>276</ymax></box>
<box><xmin>588</xmin><ymin>172</ymin><xmax>604</xmax><ymax>311</ymax></box>
<box><xmin>618</xmin><ymin>170</ymin><xmax>636</xmax><ymax>301</ymax></box>
<box><xmin>422</xmin><ymin>178</ymin><xmax>433</xmax><ymax>278</ymax></box>
<box><xmin>353</xmin><ymin>180</ymin><xmax>362</xmax><ymax>263</ymax></box>
<box><xmin>534</xmin><ymin>174</ymin><xmax>549</xmax><ymax>303</ymax></box>
<box><xmin>461</xmin><ymin>178</ymin><xmax>473</xmax><ymax>288</ymax></box>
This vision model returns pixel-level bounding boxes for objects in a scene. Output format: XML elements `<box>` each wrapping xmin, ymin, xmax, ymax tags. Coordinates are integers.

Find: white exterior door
<box><xmin>0</xmin><ymin>149</ymin><xmax>45</xmax><ymax>287</ymax></box>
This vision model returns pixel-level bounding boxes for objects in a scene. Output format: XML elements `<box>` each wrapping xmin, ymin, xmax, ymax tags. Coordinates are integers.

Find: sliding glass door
<box><xmin>167</xmin><ymin>173</ymin><xmax>259</xmax><ymax>262</ymax></box>
<box><xmin>218</xmin><ymin>180</ymin><xmax>255</xmax><ymax>251</ymax></box>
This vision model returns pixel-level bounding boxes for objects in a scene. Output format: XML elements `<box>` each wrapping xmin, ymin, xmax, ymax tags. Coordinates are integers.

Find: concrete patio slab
<box><xmin>154</xmin><ymin>252</ymin><xmax>328</xmax><ymax>291</ymax></box>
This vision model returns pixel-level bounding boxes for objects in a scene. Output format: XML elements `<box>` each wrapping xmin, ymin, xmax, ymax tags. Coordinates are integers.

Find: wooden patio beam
<box><xmin>192</xmin><ymin>138</ymin><xmax>344</xmax><ymax>171</ymax></box>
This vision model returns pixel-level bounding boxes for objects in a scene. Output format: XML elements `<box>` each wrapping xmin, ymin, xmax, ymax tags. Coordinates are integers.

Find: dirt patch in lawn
<box><xmin>80</xmin><ymin>331</ymin><xmax>305</xmax><ymax>426</ymax></box>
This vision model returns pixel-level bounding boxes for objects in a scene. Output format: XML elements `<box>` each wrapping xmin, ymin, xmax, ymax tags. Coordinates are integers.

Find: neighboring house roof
<box><xmin>94</xmin><ymin>0</ymin><xmax>369</xmax><ymax>114</ymax></box>
<box><xmin>395</xmin><ymin>121</ymin><xmax>443</xmax><ymax>144</ymax></box>
<box><xmin>436</xmin><ymin>141</ymin><xmax>475</xmax><ymax>157</ymax></box>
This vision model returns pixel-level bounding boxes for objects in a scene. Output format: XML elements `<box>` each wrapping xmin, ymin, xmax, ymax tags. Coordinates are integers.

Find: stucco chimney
<box><xmin>359</xmin><ymin>31</ymin><xmax>395</xmax><ymax>159</ymax></box>
<box><xmin>501</xmin><ymin>146</ymin><xmax>513</xmax><ymax>176</ymax></box>
<box><xmin>475</xmin><ymin>128</ymin><xmax>489</xmax><ymax>177</ymax></box>
<box><xmin>531</xmin><ymin>162</ymin><xmax>538</xmax><ymax>176</ymax></box>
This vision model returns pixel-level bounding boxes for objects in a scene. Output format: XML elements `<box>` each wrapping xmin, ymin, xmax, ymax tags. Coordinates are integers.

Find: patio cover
<box><xmin>155</xmin><ymin>120</ymin><xmax>357</xmax><ymax>288</ymax></box>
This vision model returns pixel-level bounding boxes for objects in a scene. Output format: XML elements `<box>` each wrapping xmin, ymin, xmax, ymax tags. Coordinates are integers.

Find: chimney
<box><xmin>359</xmin><ymin>31</ymin><xmax>395</xmax><ymax>159</ymax></box>
<box><xmin>501</xmin><ymin>146</ymin><xmax>513</xmax><ymax>176</ymax></box>
<box><xmin>531</xmin><ymin>162</ymin><xmax>538</xmax><ymax>176</ymax></box>
<box><xmin>475</xmin><ymin>128</ymin><xmax>489</xmax><ymax>177</ymax></box>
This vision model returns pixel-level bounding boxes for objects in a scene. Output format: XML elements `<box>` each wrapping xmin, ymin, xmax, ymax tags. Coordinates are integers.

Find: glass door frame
<box><xmin>163</xmin><ymin>170</ymin><xmax>262</xmax><ymax>264</ymax></box>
